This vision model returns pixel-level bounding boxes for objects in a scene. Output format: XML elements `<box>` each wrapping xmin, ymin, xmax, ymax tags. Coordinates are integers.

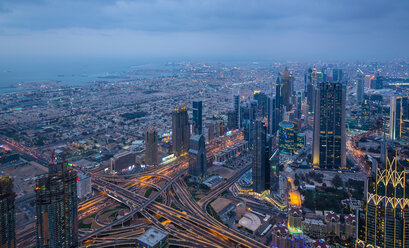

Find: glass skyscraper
<box><xmin>390</xmin><ymin>96</ymin><xmax>409</xmax><ymax>141</ymax></box>
<box><xmin>312</xmin><ymin>82</ymin><xmax>346</xmax><ymax>169</ymax></box>
<box><xmin>172</xmin><ymin>107</ymin><xmax>190</xmax><ymax>156</ymax></box>
<box><xmin>188</xmin><ymin>134</ymin><xmax>206</xmax><ymax>178</ymax></box>
<box><xmin>192</xmin><ymin>101</ymin><xmax>203</xmax><ymax>135</ymax></box>
<box><xmin>252</xmin><ymin>120</ymin><xmax>270</xmax><ymax>193</ymax></box>
<box><xmin>35</xmin><ymin>164</ymin><xmax>78</xmax><ymax>248</ymax></box>
<box><xmin>278</xmin><ymin>121</ymin><xmax>297</xmax><ymax>155</ymax></box>
<box><xmin>145</xmin><ymin>126</ymin><xmax>158</xmax><ymax>165</ymax></box>
<box><xmin>0</xmin><ymin>175</ymin><xmax>15</xmax><ymax>248</ymax></box>
<box><xmin>356</xmin><ymin>155</ymin><xmax>409</xmax><ymax>248</ymax></box>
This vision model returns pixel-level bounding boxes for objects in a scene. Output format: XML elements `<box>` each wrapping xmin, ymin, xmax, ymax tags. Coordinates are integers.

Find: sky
<box><xmin>0</xmin><ymin>0</ymin><xmax>409</xmax><ymax>62</ymax></box>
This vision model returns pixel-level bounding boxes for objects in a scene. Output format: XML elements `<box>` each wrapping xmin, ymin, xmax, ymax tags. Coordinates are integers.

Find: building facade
<box><xmin>0</xmin><ymin>175</ymin><xmax>15</xmax><ymax>248</ymax></box>
<box><xmin>145</xmin><ymin>126</ymin><xmax>158</xmax><ymax>165</ymax></box>
<box><xmin>188</xmin><ymin>134</ymin><xmax>206</xmax><ymax>178</ymax></box>
<box><xmin>252</xmin><ymin>120</ymin><xmax>270</xmax><ymax>193</ymax></box>
<box><xmin>172</xmin><ymin>107</ymin><xmax>190</xmax><ymax>156</ymax></box>
<box><xmin>312</xmin><ymin>82</ymin><xmax>346</xmax><ymax>169</ymax></box>
<box><xmin>357</xmin><ymin>69</ymin><xmax>365</xmax><ymax>104</ymax></box>
<box><xmin>390</xmin><ymin>96</ymin><xmax>408</xmax><ymax>141</ymax></box>
<box><xmin>356</xmin><ymin>155</ymin><xmax>409</xmax><ymax>248</ymax></box>
<box><xmin>77</xmin><ymin>172</ymin><xmax>92</xmax><ymax>199</ymax></box>
<box><xmin>278</xmin><ymin>121</ymin><xmax>297</xmax><ymax>155</ymax></box>
<box><xmin>192</xmin><ymin>101</ymin><xmax>203</xmax><ymax>135</ymax></box>
<box><xmin>35</xmin><ymin>164</ymin><xmax>78</xmax><ymax>248</ymax></box>
<box><xmin>234</xmin><ymin>93</ymin><xmax>241</xmax><ymax>130</ymax></box>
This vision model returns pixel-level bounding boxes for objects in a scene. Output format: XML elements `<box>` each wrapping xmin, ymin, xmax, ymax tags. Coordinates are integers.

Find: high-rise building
<box><xmin>188</xmin><ymin>135</ymin><xmax>206</xmax><ymax>178</ymax></box>
<box><xmin>373</xmin><ymin>71</ymin><xmax>384</xmax><ymax>89</ymax></box>
<box><xmin>77</xmin><ymin>172</ymin><xmax>92</xmax><ymax>199</ymax></box>
<box><xmin>312</xmin><ymin>82</ymin><xmax>346</xmax><ymax>169</ymax></box>
<box><xmin>390</xmin><ymin>96</ymin><xmax>409</xmax><ymax>140</ymax></box>
<box><xmin>216</xmin><ymin>120</ymin><xmax>224</xmax><ymax>137</ymax></box>
<box><xmin>252</xmin><ymin>120</ymin><xmax>270</xmax><ymax>193</ymax></box>
<box><xmin>356</xmin><ymin>69</ymin><xmax>365</xmax><ymax>104</ymax></box>
<box><xmin>234</xmin><ymin>93</ymin><xmax>241</xmax><ymax>129</ymax></box>
<box><xmin>205</xmin><ymin>122</ymin><xmax>215</xmax><ymax>142</ymax></box>
<box><xmin>306</xmin><ymin>83</ymin><xmax>315</xmax><ymax>114</ymax></box>
<box><xmin>269</xmin><ymin>148</ymin><xmax>280</xmax><ymax>191</ymax></box>
<box><xmin>278</xmin><ymin>121</ymin><xmax>297</xmax><ymax>155</ymax></box>
<box><xmin>271</xmin><ymin>76</ymin><xmax>283</xmax><ymax>135</ymax></box>
<box><xmin>172</xmin><ymin>107</ymin><xmax>190</xmax><ymax>156</ymax></box>
<box><xmin>192</xmin><ymin>101</ymin><xmax>203</xmax><ymax>135</ymax></box>
<box><xmin>0</xmin><ymin>175</ymin><xmax>15</xmax><ymax>248</ymax></box>
<box><xmin>361</xmin><ymin>100</ymin><xmax>371</xmax><ymax>129</ymax></box>
<box><xmin>257</xmin><ymin>93</ymin><xmax>269</xmax><ymax>117</ymax></box>
<box><xmin>332</xmin><ymin>69</ymin><xmax>343</xmax><ymax>82</ymax></box>
<box><xmin>145</xmin><ymin>126</ymin><xmax>158</xmax><ymax>165</ymax></box>
<box><xmin>281</xmin><ymin>67</ymin><xmax>292</xmax><ymax>111</ymax></box>
<box><xmin>356</xmin><ymin>155</ymin><xmax>409</xmax><ymax>248</ymax></box>
<box><xmin>35</xmin><ymin>163</ymin><xmax>78</xmax><ymax>248</ymax></box>
<box><xmin>110</xmin><ymin>151</ymin><xmax>137</xmax><ymax>172</ymax></box>
<box><xmin>227</xmin><ymin>110</ymin><xmax>237</xmax><ymax>131</ymax></box>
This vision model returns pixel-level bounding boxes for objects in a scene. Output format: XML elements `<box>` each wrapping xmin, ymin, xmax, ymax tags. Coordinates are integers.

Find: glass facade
<box><xmin>35</xmin><ymin>165</ymin><xmax>78</xmax><ymax>248</ymax></box>
<box><xmin>172</xmin><ymin>107</ymin><xmax>190</xmax><ymax>156</ymax></box>
<box><xmin>193</xmin><ymin>101</ymin><xmax>203</xmax><ymax>135</ymax></box>
<box><xmin>0</xmin><ymin>175</ymin><xmax>15</xmax><ymax>248</ymax></box>
<box><xmin>357</xmin><ymin>156</ymin><xmax>409</xmax><ymax>248</ymax></box>
<box><xmin>312</xmin><ymin>82</ymin><xmax>346</xmax><ymax>169</ymax></box>
<box><xmin>278</xmin><ymin>121</ymin><xmax>297</xmax><ymax>155</ymax></box>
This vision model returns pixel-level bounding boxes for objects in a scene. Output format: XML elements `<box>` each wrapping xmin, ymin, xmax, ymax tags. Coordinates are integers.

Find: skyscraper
<box><xmin>172</xmin><ymin>107</ymin><xmax>190</xmax><ymax>156</ymax></box>
<box><xmin>252</xmin><ymin>120</ymin><xmax>270</xmax><ymax>193</ymax></box>
<box><xmin>361</xmin><ymin>100</ymin><xmax>371</xmax><ymax>129</ymax></box>
<box><xmin>356</xmin><ymin>155</ymin><xmax>409</xmax><ymax>248</ymax></box>
<box><xmin>271</xmin><ymin>76</ymin><xmax>283</xmax><ymax>135</ymax></box>
<box><xmin>332</xmin><ymin>69</ymin><xmax>343</xmax><ymax>82</ymax></box>
<box><xmin>278</xmin><ymin>121</ymin><xmax>297</xmax><ymax>155</ymax></box>
<box><xmin>312</xmin><ymin>82</ymin><xmax>346</xmax><ymax>169</ymax></box>
<box><xmin>216</xmin><ymin>120</ymin><xmax>224</xmax><ymax>137</ymax></box>
<box><xmin>0</xmin><ymin>175</ymin><xmax>15</xmax><ymax>248</ymax></box>
<box><xmin>281</xmin><ymin>67</ymin><xmax>292</xmax><ymax>111</ymax></box>
<box><xmin>390</xmin><ymin>96</ymin><xmax>409</xmax><ymax>140</ymax></box>
<box><xmin>307</xmin><ymin>83</ymin><xmax>315</xmax><ymax>113</ymax></box>
<box><xmin>233</xmin><ymin>93</ymin><xmax>241</xmax><ymax>130</ymax></box>
<box><xmin>145</xmin><ymin>126</ymin><xmax>158</xmax><ymax>165</ymax></box>
<box><xmin>35</xmin><ymin>163</ymin><xmax>78</xmax><ymax>248</ymax></box>
<box><xmin>356</xmin><ymin>69</ymin><xmax>365</xmax><ymax>104</ymax></box>
<box><xmin>188</xmin><ymin>134</ymin><xmax>206</xmax><ymax>178</ymax></box>
<box><xmin>192</xmin><ymin>101</ymin><xmax>203</xmax><ymax>135</ymax></box>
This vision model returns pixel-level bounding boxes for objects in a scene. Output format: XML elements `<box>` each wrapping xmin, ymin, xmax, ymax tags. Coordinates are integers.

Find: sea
<box><xmin>0</xmin><ymin>58</ymin><xmax>176</xmax><ymax>94</ymax></box>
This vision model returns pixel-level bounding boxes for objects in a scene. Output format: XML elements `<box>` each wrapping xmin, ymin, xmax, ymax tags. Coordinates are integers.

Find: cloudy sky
<box><xmin>0</xmin><ymin>0</ymin><xmax>408</xmax><ymax>62</ymax></box>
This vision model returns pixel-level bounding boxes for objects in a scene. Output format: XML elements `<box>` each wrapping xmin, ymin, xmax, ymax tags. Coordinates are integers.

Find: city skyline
<box><xmin>1</xmin><ymin>1</ymin><xmax>409</xmax><ymax>248</ymax></box>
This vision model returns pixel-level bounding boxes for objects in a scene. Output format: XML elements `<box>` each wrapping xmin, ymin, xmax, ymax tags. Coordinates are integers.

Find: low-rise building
<box><xmin>238</xmin><ymin>212</ymin><xmax>261</xmax><ymax>234</ymax></box>
<box><xmin>288</xmin><ymin>207</ymin><xmax>302</xmax><ymax>229</ymax></box>
<box><xmin>210</xmin><ymin>198</ymin><xmax>236</xmax><ymax>224</ymax></box>
<box><xmin>301</xmin><ymin>218</ymin><xmax>325</xmax><ymax>238</ymax></box>
<box><xmin>344</xmin><ymin>214</ymin><xmax>356</xmax><ymax>239</ymax></box>
<box><xmin>136</xmin><ymin>227</ymin><xmax>168</xmax><ymax>248</ymax></box>
<box><xmin>324</xmin><ymin>211</ymin><xmax>340</xmax><ymax>236</ymax></box>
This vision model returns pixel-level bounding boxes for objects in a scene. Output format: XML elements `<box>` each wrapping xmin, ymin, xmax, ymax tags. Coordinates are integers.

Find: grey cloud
<box><xmin>0</xmin><ymin>0</ymin><xmax>408</xmax><ymax>60</ymax></box>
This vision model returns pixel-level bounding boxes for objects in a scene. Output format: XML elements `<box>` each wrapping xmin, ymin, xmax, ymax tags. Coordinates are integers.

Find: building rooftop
<box><xmin>136</xmin><ymin>227</ymin><xmax>168</xmax><ymax>247</ymax></box>
<box><xmin>210</xmin><ymin>197</ymin><xmax>232</xmax><ymax>214</ymax></box>
<box><xmin>238</xmin><ymin>212</ymin><xmax>261</xmax><ymax>232</ymax></box>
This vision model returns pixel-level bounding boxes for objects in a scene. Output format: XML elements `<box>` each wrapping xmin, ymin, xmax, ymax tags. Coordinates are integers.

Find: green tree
<box><xmin>332</xmin><ymin>174</ymin><xmax>343</xmax><ymax>188</ymax></box>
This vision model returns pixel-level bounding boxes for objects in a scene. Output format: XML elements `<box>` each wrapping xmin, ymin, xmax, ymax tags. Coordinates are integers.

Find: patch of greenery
<box><xmin>144</xmin><ymin>188</ymin><xmax>156</xmax><ymax>198</ymax></box>
<box><xmin>78</xmin><ymin>221</ymin><xmax>92</xmax><ymax>229</ymax></box>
